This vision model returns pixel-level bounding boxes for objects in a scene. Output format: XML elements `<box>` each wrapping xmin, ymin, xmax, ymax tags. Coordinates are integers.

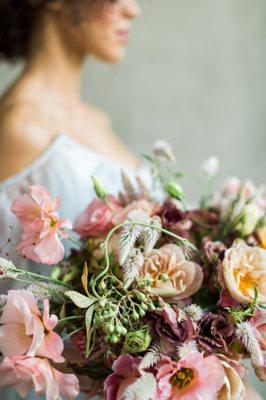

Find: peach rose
<box><xmin>218</xmin><ymin>357</ymin><xmax>246</xmax><ymax>400</ymax></box>
<box><xmin>139</xmin><ymin>244</ymin><xmax>203</xmax><ymax>300</ymax></box>
<box><xmin>222</xmin><ymin>240</ymin><xmax>266</xmax><ymax>305</ymax></box>
<box><xmin>0</xmin><ymin>290</ymin><xmax>64</xmax><ymax>362</ymax></box>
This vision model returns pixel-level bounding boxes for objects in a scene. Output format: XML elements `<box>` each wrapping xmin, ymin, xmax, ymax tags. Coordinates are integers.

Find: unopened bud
<box><xmin>165</xmin><ymin>181</ymin><xmax>184</xmax><ymax>201</ymax></box>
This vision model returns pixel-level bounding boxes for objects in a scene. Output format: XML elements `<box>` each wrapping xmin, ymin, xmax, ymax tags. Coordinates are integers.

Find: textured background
<box><xmin>0</xmin><ymin>0</ymin><xmax>266</xmax><ymax>397</ymax></box>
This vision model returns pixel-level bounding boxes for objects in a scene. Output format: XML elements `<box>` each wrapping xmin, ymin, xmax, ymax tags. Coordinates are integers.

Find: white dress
<box><xmin>0</xmin><ymin>133</ymin><xmax>129</xmax><ymax>400</ymax></box>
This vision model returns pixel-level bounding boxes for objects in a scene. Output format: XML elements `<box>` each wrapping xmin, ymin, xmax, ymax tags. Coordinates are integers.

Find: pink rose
<box><xmin>251</xmin><ymin>309</ymin><xmax>266</xmax><ymax>350</ymax></box>
<box><xmin>112</xmin><ymin>199</ymin><xmax>156</xmax><ymax>225</ymax></box>
<box><xmin>11</xmin><ymin>184</ymin><xmax>72</xmax><ymax>264</ymax></box>
<box><xmin>0</xmin><ymin>356</ymin><xmax>80</xmax><ymax>400</ymax></box>
<box><xmin>0</xmin><ymin>290</ymin><xmax>64</xmax><ymax>362</ymax></box>
<box><xmin>74</xmin><ymin>196</ymin><xmax>121</xmax><ymax>238</ymax></box>
<box><xmin>156</xmin><ymin>351</ymin><xmax>225</xmax><ymax>400</ymax></box>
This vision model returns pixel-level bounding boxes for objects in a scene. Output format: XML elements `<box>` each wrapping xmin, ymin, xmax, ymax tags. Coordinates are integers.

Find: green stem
<box><xmin>16</xmin><ymin>269</ymin><xmax>72</xmax><ymax>288</ymax></box>
<box><xmin>63</xmin><ymin>327</ymin><xmax>83</xmax><ymax>341</ymax></box>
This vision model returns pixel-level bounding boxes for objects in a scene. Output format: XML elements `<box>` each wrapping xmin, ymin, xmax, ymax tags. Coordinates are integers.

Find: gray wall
<box><xmin>0</xmin><ymin>0</ymin><xmax>266</xmax><ymax>397</ymax></box>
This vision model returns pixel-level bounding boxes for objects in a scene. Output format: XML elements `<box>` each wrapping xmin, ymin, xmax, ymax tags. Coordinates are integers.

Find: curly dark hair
<box><xmin>0</xmin><ymin>0</ymin><xmax>112</xmax><ymax>62</ymax></box>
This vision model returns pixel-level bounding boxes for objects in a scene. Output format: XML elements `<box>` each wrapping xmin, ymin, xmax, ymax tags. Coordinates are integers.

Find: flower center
<box><xmin>170</xmin><ymin>368</ymin><xmax>194</xmax><ymax>390</ymax></box>
<box><xmin>50</xmin><ymin>219</ymin><xmax>57</xmax><ymax>228</ymax></box>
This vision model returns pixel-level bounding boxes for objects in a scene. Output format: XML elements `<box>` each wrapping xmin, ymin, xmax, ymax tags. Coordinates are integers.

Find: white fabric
<box><xmin>0</xmin><ymin>133</ymin><xmax>129</xmax><ymax>400</ymax></box>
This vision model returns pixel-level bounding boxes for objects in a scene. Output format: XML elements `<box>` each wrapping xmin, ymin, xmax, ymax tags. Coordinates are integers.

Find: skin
<box><xmin>0</xmin><ymin>0</ymin><xmax>141</xmax><ymax>181</ymax></box>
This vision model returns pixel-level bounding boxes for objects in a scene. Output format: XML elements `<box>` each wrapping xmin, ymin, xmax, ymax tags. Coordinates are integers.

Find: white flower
<box><xmin>122</xmin><ymin>372</ymin><xmax>157</xmax><ymax>400</ymax></box>
<box><xmin>184</xmin><ymin>304</ymin><xmax>203</xmax><ymax>322</ymax></box>
<box><xmin>202</xmin><ymin>156</ymin><xmax>219</xmax><ymax>176</ymax></box>
<box><xmin>177</xmin><ymin>340</ymin><xmax>198</xmax><ymax>358</ymax></box>
<box><xmin>235</xmin><ymin>203</ymin><xmax>263</xmax><ymax>236</ymax></box>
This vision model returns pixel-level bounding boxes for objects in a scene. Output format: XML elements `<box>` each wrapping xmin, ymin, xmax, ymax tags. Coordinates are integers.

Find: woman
<box><xmin>0</xmin><ymin>0</ymin><xmax>140</xmax><ymax>262</ymax></box>
<box><xmin>0</xmin><ymin>1</ymin><xmax>263</xmax><ymax>399</ymax></box>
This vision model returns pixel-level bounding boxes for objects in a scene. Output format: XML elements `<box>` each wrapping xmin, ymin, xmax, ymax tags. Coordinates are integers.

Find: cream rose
<box><xmin>222</xmin><ymin>240</ymin><xmax>266</xmax><ymax>305</ymax></box>
<box><xmin>218</xmin><ymin>358</ymin><xmax>246</xmax><ymax>400</ymax></box>
<box><xmin>139</xmin><ymin>243</ymin><xmax>203</xmax><ymax>300</ymax></box>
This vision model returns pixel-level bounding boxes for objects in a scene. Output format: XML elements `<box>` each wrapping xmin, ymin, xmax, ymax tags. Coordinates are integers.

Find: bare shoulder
<box><xmin>0</xmin><ymin>104</ymin><xmax>54</xmax><ymax>181</ymax></box>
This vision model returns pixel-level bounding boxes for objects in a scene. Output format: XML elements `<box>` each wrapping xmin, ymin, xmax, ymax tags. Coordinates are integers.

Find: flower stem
<box><xmin>58</xmin><ymin>316</ymin><xmax>84</xmax><ymax>323</ymax></box>
<box><xmin>63</xmin><ymin>327</ymin><xmax>83</xmax><ymax>341</ymax></box>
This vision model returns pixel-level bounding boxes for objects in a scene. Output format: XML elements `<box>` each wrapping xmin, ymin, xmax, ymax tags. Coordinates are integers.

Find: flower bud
<box><xmin>91</xmin><ymin>176</ymin><xmax>107</xmax><ymax>201</ymax></box>
<box><xmin>110</xmin><ymin>333</ymin><xmax>120</xmax><ymax>344</ymax></box>
<box><xmin>132</xmin><ymin>311</ymin><xmax>139</xmax><ymax>321</ymax></box>
<box><xmin>108</xmin><ymin>323</ymin><xmax>115</xmax><ymax>333</ymax></box>
<box><xmin>165</xmin><ymin>181</ymin><xmax>184</xmax><ymax>201</ymax></box>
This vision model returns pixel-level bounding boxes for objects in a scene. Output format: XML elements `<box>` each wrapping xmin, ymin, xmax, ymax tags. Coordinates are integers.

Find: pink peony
<box><xmin>0</xmin><ymin>290</ymin><xmax>64</xmax><ymax>362</ymax></box>
<box><xmin>74</xmin><ymin>195</ymin><xmax>121</xmax><ymax>238</ymax></box>
<box><xmin>11</xmin><ymin>184</ymin><xmax>72</xmax><ymax>264</ymax></box>
<box><xmin>155</xmin><ymin>351</ymin><xmax>225</xmax><ymax>400</ymax></box>
<box><xmin>251</xmin><ymin>309</ymin><xmax>266</xmax><ymax>350</ymax></box>
<box><xmin>0</xmin><ymin>356</ymin><xmax>80</xmax><ymax>400</ymax></box>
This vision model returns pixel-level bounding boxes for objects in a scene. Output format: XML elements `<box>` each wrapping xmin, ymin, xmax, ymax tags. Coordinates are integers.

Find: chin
<box><xmin>92</xmin><ymin>45</ymin><xmax>127</xmax><ymax>63</ymax></box>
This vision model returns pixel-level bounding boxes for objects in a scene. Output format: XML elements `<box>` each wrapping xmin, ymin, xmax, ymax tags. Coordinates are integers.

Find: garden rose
<box><xmin>0</xmin><ymin>290</ymin><xmax>64</xmax><ymax>362</ymax></box>
<box><xmin>217</xmin><ymin>358</ymin><xmax>246</xmax><ymax>400</ymax></box>
<box><xmin>11</xmin><ymin>184</ymin><xmax>72</xmax><ymax>264</ymax></box>
<box><xmin>155</xmin><ymin>351</ymin><xmax>225</xmax><ymax>400</ymax></box>
<box><xmin>74</xmin><ymin>195</ymin><xmax>121</xmax><ymax>238</ymax></box>
<box><xmin>222</xmin><ymin>240</ymin><xmax>266</xmax><ymax>305</ymax></box>
<box><xmin>0</xmin><ymin>356</ymin><xmax>79</xmax><ymax>400</ymax></box>
<box><xmin>140</xmin><ymin>244</ymin><xmax>203</xmax><ymax>300</ymax></box>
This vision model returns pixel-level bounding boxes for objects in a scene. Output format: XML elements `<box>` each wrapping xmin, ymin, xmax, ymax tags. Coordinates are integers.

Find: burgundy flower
<box><xmin>147</xmin><ymin>305</ymin><xmax>195</xmax><ymax>354</ymax></box>
<box><xmin>158</xmin><ymin>201</ymin><xmax>192</xmax><ymax>239</ymax></box>
<box><xmin>189</xmin><ymin>209</ymin><xmax>220</xmax><ymax>236</ymax></box>
<box><xmin>197</xmin><ymin>312</ymin><xmax>234</xmax><ymax>353</ymax></box>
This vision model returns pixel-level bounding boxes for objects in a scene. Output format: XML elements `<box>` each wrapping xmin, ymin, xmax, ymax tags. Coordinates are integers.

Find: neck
<box><xmin>23</xmin><ymin>14</ymin><xmax>85</xmax><ymax>104</ymax></box>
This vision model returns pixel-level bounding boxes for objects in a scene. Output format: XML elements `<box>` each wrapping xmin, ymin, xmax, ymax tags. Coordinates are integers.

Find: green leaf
<box><xmin>85</xmin><ymin>304</ymin><xmax>95</xmax><ymax>357</ymax></box>
<box><xmin>65</xmin><ymin>291</ymin><xmax>97</xmax><ymax>308</ymax></box>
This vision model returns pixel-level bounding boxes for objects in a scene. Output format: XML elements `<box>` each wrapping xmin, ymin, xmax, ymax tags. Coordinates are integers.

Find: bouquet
<box><xmin>0</xmin><ymin>142</ymin><xmax>266</xmax><ymax>400</ymax></box>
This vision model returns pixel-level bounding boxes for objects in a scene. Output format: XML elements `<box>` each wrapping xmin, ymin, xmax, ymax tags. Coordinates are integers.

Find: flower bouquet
<box><xmin>0</xmin><ymin>142</ymin><xmax>266</xmax><ymax>400</ymax></box>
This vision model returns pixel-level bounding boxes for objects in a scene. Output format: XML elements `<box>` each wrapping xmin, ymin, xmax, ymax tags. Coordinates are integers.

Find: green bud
<box><xmin>160</xmin><ymin>273</ymin><xmax>169</xmax><ymax>282</ymax></box>
<box><xmin>132</xmin><ymin>311</ymin><xmax>139</xmax><ymax>321</ymax></box>
<box><xmin>139</xmin><ymin>308</ymin><xmax>146</xmax><ymax>317</ymax></box>
<box><xmin>108</xmin><ymin>323</ymin><xmax>115</xmax><ymax>333</ymax></box>
<box><xmin>110</xmin><ymin>333</ymin><xmax>120</xmax><ymax>344</ymax></box>
<box><xmin>137</xmin><ymin>292</ymin><xmax>147</xmax><ymax>302</ymax></box>
<box><xmin>91</xmin><ymin>176</ymin><xmax>108</xmax><ymax>201</ymax></box>
<box><xmin>141</xmin><ymin>302</ymin><xmax>148</xmax><ymax>311</ymax></box>
<box><xmin>123</xmin><ymin>327</ymin><xmax>152</xmax><ymax>354</ymax></box>
<box><xmin>165</xmin><ymin>181</ymin><xmax>184</xmax><ymax>201</ymax></box>
<box><xmin>121</xmin><ymin>326</ymin><xmax>128</xmax><ymax>336</ymax></box>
